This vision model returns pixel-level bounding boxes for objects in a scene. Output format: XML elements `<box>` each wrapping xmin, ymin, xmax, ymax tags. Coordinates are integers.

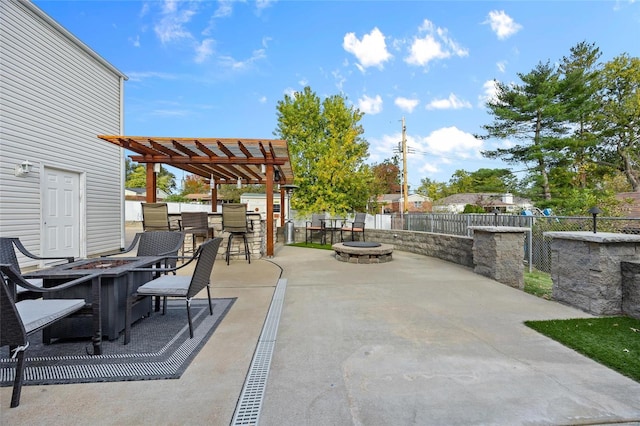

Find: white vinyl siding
<box><xmin>0</xmin><ymin>0</ymin><xmax>126</xmax><ymax>264</ymax></box>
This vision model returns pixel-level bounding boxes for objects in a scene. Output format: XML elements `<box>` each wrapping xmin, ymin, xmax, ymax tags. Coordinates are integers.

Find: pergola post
<box><xmin>146</xmin><ymin>164</ymin><xmax>156</xmax><ymax>202</ymax></box>
<box><xmin>265</xmin><ymin>164</ymin><xmax>274</xmax><ymax>257</ymax></box>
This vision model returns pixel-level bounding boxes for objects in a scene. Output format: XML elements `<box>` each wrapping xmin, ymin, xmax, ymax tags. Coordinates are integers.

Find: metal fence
<box><xmin>387</xmin><ymin>213</ymin><xmax>640</xmax><ymax>273</ymax></box>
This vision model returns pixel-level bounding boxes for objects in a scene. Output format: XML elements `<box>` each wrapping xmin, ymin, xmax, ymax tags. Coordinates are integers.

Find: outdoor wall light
<box><xmin>236</xmin><ymin>177</ymin><xmax>242</xmax><ymax>189</ymax></box>
<box><xmin>274</xmin><ymin>169</ymin><xmax>281</xmax><ymax>182</ymax></box>
<box><xmin>153</xmin><ymin>163</ymin><xmax>161</xmax><ymax>174</ymax></box>
<box><xmin>588</xmin><ymin>206</ymin><xmax>602</xmax><ymax>233</ymax></box>
<box><xmin>14</xmin><ymin>160</ymin><xmax>33</xmax><ymax>177</ymax></box>
<box><xmin>261</xmin><ymin>164</ymin><xmax>266</xmax><ymax>174</ymax></box>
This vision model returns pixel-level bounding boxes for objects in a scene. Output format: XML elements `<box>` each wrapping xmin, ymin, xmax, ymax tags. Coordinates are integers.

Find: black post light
<box><xmin>492</xmin><ymin>207</ymin><xmax>500</xmax><ymax>226</ymax></box>
<box><xmin>588</xmin><ymin>206</ymin><xmax>602</xmax><ymax>233</ymax></box>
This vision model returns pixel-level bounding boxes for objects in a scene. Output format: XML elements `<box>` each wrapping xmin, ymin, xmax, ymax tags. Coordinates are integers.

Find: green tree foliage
<box><xmin>274</xmin><ymin>86</ymin><xmax>373</xmax><ymax>215</ymax></box>
<box><xmin>481</xmin><ymin>61</ymin><xmax>569</xmax><ymax>201</ymax></box>
<box><xmin>416</xmin><ymin>177</ymin><xmax>449</xmax><ymax>200</ymax></box>
<box><xmin>125</xmin><ymin>161</ymin><xmax>176</xmax><ymax>194</ymax></box>
<box><xmin>594</xmin><ymin>54</ymin><xmax>640</xmax><ymax>191</ymax></box>
<box><xmin>558</xmin><ymin>41</ymin><xmax>603</xmax><ymax>188</ymax></box>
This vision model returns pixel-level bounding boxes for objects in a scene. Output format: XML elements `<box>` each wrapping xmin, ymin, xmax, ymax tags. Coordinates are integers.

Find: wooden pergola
<box><xmin>98</xmin><ymin>135</ymin><xmax>295</xmax><ymax>257</ymax></box>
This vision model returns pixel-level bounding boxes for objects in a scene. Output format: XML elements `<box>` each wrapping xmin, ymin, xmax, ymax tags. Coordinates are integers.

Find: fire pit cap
<box><xmin>342</xmin><ymin>241</ymin><xmax>381</xmax><ymax>248</ymax></box>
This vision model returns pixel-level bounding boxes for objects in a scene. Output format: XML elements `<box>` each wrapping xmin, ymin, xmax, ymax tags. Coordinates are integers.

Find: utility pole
<box><xmin>402</xmin><ymin>116</ymin><xmax>408</xmax><ymax>214</ymax></box>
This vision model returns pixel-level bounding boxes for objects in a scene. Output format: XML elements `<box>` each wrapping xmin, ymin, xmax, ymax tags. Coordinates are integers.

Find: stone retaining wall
<box><xmin>364</xmin><ymin>229</ymin><xmax>473</xmax><ymax>267</ymax></box>
<box><xmin>621</xmin><ymin>261</ymin><xmax>640</xmax><ymax>319</ymax></box>
<box><xmin>546</xmin><ymin>232</ymin><xmax>640</xmax><ymax>316</ymax></box>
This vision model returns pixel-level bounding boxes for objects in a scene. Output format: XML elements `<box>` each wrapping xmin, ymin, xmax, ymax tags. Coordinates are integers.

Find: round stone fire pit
<box><xmin>332</xmin><ymin>241</ymin><xmax>393</xmax><ymax>264</ymax></box>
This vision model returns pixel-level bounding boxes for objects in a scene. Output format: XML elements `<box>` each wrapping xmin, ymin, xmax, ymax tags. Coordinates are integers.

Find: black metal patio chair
<box><xmin>124</xmin><ymin>237</ymin><xmax>223</xmax><ymax>345</ymax></box>
<box><xmin>0</xmin><ymin>237</ymin><xmax>74</xmax><ymax>298</ymax></box>
<box><xmin>222</xmin><ymin>203</ymin><xmax>252</xmax><ymax>265</ymax></box>
<box><xmin>179</xmin><ymin>211</ymin><xmax>214</xmax><ymax>255</ymax></box>
<box><xmin>340</xmin><ymin>212</ymin><xmax>367</xmax><ymax>242</ymax></box>
<box><xmin>305</xmin><ymin>213</ymin><xmax>326</xmax><ymax>244</ymax></box>
<box><xmin>0</xmin><ymin>264</ymin><xmax>99</xmax><ymax>408</ymax></box>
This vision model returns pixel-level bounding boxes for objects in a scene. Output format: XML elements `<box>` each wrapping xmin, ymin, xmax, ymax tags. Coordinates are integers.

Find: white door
<box><xmin>43</xmin><ymin>167</ymin><xmax>80</xmax><ymax>258</ymax></box>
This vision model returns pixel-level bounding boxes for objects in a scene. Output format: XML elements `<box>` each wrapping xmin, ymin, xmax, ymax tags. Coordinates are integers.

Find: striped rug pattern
<box><xmin>1</xmin><ymin>298</ymin><xmax>235</xmax><ymax>386</ymax></box>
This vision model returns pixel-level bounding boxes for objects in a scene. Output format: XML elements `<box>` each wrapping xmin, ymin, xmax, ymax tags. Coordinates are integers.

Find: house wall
<box><xmin>0</xmin><ymin>0</ymin><xmax>126</xmax><ymax>265</ymax></box>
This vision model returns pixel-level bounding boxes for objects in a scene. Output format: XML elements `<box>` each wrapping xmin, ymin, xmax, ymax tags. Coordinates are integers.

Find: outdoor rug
<box><xmin>0</xmin><ymin>298</ymin><xmax>235</xmax><ymax>386</ymax></box>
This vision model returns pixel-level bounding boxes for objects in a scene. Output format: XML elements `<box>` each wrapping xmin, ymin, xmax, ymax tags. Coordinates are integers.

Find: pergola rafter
<box><xmin>97</xmin><ymin>135</ymin><xmax>295</xmax><ymax>257</ymax></box>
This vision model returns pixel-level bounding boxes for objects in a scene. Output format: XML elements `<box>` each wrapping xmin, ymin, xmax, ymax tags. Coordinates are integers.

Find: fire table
<box><xmin>26</xmin><ymin>256</ymin><xmax>163</xmax><ymax>354</ymax></box>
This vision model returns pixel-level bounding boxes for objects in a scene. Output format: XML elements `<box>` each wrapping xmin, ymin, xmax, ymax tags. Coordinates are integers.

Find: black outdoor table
<box><xmin>320</xmin><ymin>218</ymin><xmax>345</xmax><ymax>245</ymax></box>
<box><xmin>26</xmin><ymin>256</ymin><xmax>163</xmax><ymax>355</ymax></box>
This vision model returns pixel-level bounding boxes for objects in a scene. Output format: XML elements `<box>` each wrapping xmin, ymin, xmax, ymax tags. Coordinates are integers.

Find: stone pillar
<box><xmin>621</xmin><ymin>261</ymin><xmax>640</xmax><ymax>320</ymax></box>
<box><xmin>469</xmin><ymin>226</ymin><xmax>528</xmax><ymax>289</ymax></box>
<box><xmin>545</xmin><ymin>232</ymin><xmax>640</xmax><ymax>316</ymax></box>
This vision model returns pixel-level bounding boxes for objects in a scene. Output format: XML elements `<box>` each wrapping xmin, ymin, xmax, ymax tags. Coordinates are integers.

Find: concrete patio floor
<box><xmin>2</xmin><ymin>226</ymin><xmax>640</xmax><ymax>425</ymax></box>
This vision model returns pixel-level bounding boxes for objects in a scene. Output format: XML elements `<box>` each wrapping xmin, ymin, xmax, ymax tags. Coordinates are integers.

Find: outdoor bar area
<box><xmin>98</xmin><ymin>135</ymin><xmax>296</xmax><ymax>259</ymax></box>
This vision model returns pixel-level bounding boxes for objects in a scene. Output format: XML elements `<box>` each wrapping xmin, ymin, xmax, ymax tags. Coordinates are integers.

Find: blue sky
<box><xmin>35</xmin><ymin>0</ymin><xmax>640</xmax><ymax>191</ymax></box>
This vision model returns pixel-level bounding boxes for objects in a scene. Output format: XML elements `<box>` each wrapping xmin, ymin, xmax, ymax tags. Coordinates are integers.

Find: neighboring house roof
<box><xmin>616</xmin><ymin>192</ymin><xmax>640</xmax><ymax>218</ymax></box>
<box><xmin>125</xmin><ymin>188</ymin><xmax>169</xmax><ymax>199</ymax></box>
<box><xmin>433</xmin><ymin>193</ymin><xmax>531</xmax><ymax>206</ymax></box>
<box><xmin>377</xmin><ymin>193</ymin><xmax>429</xmax><ymax>203</ymax></box>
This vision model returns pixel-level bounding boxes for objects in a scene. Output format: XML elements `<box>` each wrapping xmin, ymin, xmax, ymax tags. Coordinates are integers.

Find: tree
<box><xmin>416</xmin><ymin>177</ymin><xmax>448</xmax><ymax>200</ymax></box>
<box><xmin>558</xmin><ymin>41</ymin><xmax>603</xmax><ymax>189</ymax></box>
<box><xmin>125</xmin><ymin>163</ymin><xmax>176</xmax><ymax>194</ymax></box>
<box><xmin>481</xmin><ymin>61</ymin><xmax>569</xmax><ymax>201</ymax></box>
<box><xmin>371</xmin><ymin>158</ymin><xmax>401</xmax><ymax>195</ymax></box>
<box><xmin>181</xmin><ymin>174</ymin><xmax>209</xmax><ymax>195</ymax></box>
<box><xmin>593</xmin><ymin>54</ymin><xmax>640</xmax><ymax>191</ymax></box>
<box><xmin>274</xmin><ymin>86</ymin><xmax>373</xmax><ymax>215</ymax></box>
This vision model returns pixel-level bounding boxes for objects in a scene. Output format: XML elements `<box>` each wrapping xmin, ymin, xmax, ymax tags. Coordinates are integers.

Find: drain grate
<box><xmin>231</xmin><ymin>278</ymin><xmax>287</xmax><ymax>425</ymax></box>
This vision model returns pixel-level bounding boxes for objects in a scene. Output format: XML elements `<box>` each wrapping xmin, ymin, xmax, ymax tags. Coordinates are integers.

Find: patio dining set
<box><xmin>305</xmin><ymin>212</ymin><xmax>367</xmax><ymax>245</ymax></box>
<box><xmin>0</xmin><ymin>202</ymin><xmax>254</xmax><ymax>408</ymax></box>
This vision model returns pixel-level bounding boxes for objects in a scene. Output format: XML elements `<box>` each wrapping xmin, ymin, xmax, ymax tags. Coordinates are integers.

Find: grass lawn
<box><xmin>524</xmin><ymin>269</ymin><xmax>553</xmax><ymax>299</ymax></box>
<box><xmin>287</xmin><ymin>241</ymin><xmax>334</xmax><ymax>250</ymax></box>
<box><xmin>525</xmin><ymin>316</ymin><xmax>640</xmax><ymax>382</ymax></box>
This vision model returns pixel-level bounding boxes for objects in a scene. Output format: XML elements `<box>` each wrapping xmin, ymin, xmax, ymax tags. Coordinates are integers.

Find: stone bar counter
<box><xmin>545</xmin><ymin>231</ymin><xmax>640</xmax><ymax>316</ymax></box>
<box><xmin>169</xmin><ymin>212</ymin><xmax>267</xmax><ymax>260</ymax></box>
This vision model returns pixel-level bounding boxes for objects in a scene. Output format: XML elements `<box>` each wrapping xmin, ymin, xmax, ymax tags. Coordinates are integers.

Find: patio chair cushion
<box><xmin>136</xmin><ymin>275</ymin><xmax>190</xmax><ymax>296</ymax></box>
<box><xmin>15</xmin><ymin>278</ymin><xmax>43</xmax><ymax>294</ymax></box>
<box><xmin>17</xmin><ymin>299</ymin><xmax>86</xmax><ymax>334</ymax></box>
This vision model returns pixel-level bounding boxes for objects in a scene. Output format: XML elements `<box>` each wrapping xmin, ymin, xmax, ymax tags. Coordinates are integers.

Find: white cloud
<box><xmin>332</xmin><ymin>69</ymin><xmax>347</xmax><ymax>91</ymax></box>
<box><xmin>395</xmin><ymin>97</ymin><xmax>419</xmax><ymax>113</ymax></box>
<box><xmin>417</xmin><ymin>126</ymin><xmax>483</xmax><ymax>159</ymax></box>
<box><xmin>154</xmin><ymin>0</ymin><xmax>197</xmax><ymax>44</ymax></box>
<box><xmin>129</xmin><ymin>35</ymin><xmax>141</xmax><ymax>48</ymax></box>
<box><xmin>343</xmin><ymin>27</ymin><xmax>392</xmax><ymax>70</ymax></box>
<box><xmin>214</xmin><ymin>0</ymin><xmax>234</xmax><ymax>18</ymax></box>
<box><xmin>218</xmin><ymin>49</ymin><xmax>266</xmax><ymax>70</ymax></box>
<box><xmin>478</xmin><ymin>79</ymin><xmax>499</xmax><ymax>107</ymax></box>
<box><xmin>426</xmin><ymin>93</ymin><xmax>471</xmax><ymax>110</ymax></box>
<box><xmin>258</xmin><ymin>95</ymin><xmax>267</xmax><ymax>104</ymax></box>
<box><xmin>497</xmin><ymin>60</ymin><xmax>507</xmax><ymax>73</ymax></box>
<box><xmin>405</xmin><ymin>19</ymin><xmax>468</xmax><ymax>67</ymax></box>
<box><xmin>484</xmin><ymin>10</ymin><xmax>522</xmax><ymax>40</ymax></box>
<box><xmin>126</xmin><ymin>71</ymin><xmax>180</xmax><ymax>82</ymax></box>
<box><xmin>358</xmin><ymin>94</ymin><xmax>383</xmax><ymax>114</ymax></box>
<box><xmin>194</xmin><ymin>38</ymin><xmax>215</xmax><ymax>63</ymax></box>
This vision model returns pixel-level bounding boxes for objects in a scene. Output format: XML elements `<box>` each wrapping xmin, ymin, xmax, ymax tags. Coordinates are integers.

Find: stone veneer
<box><xmin>469</xmin><ymin>226</ymin><xmax>528</xmax><ymax>289</ymax></box>
<box><xmin>621</xmin><ymin>261</ymin><xmax>640</xmax><ymax>319</ymax></box>
<box><xmin>546</xmin><ymin>232</ymin><xmax>640</xmax><ymax>316</ymax></box>
<box><xmin>364</xmin><ymin>229</ymin><xmax>474</xmax><ymax>267</ymax></box>
<box><xmin>332</xmin><ymin>242</ymin><xmax>394</xmax><ymax>264</ymax></box>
